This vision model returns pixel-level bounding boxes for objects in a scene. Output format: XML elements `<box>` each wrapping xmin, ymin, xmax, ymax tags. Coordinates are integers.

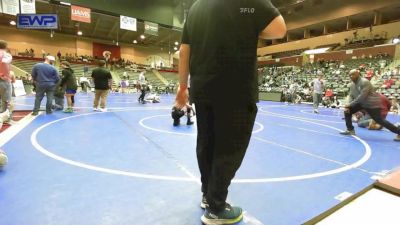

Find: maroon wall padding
<box><xmin>92</xmin><ymin>42</ymin><xmax>121</xmax><ymax>59</ymax></box>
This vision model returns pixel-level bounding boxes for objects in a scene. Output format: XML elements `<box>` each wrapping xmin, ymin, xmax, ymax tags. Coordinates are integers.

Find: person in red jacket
<box><xmin>369</xmin><ymin>94</ymin><xmax>391</xmax><ymax>130</ymax></box>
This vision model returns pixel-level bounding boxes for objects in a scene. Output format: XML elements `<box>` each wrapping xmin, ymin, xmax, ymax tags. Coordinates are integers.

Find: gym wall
<box><xmin>0</xmin><ymin>25</ymin><xmax>170</xmax><ymax>65</ymax></box>
<box><xmin>258</xmin><ymin>21</ymin><xmax>400</xmax><ymax>56</ymax></box>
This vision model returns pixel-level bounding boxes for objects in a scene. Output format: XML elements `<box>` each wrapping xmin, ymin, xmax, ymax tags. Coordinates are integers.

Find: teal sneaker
<box><xmin>63</xmin><ymin>108</ymin><xmax>73</xmax><ymax>113</ymax></box>
<box><xmin>201</xmin><ymin>204</ymin><xmax>243</xmax><ymax>225</ymax></box>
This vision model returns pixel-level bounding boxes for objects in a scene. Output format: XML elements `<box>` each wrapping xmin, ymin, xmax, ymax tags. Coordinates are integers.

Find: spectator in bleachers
<box><xmin>0</xmin><ymin>40</ymin><xmax>13</xmax><ymax>113</ymax></box>
<box><xmin>31</xmin><ymin>56</ymin><xmax>60</xmax><ymax>115</ymax></box>
<box><xmin>370</xmin><ymin>73</ymin><xmax>380</xmax><ymax>89</ymax></box>
<box><xmin>365</xmin><ymin>70</ymin><xmax>374</xmax><ymax>80</ymax></box>
<box><xmin>29</xmin><ymin>48</ymin><xmax>34</xmax><ymax>57</ymax></box>
<box><xmin>390</xmin><ymin>97</ymin><xmax>399</xmax><ymax>114</ymax></box>
<box><xmin>381</xmin><ymin>75</ymin><xmax>394</xmax><ymax>89</ymax></box>
<box><xmin>340</xmin><ymin>69</ymin><xmax>400</xmax><ymax>141</ymax></box>
<box><xmin>57</xmin><ymin>50</ymin><xmax>61</xmax><ymax>61</ymax></box>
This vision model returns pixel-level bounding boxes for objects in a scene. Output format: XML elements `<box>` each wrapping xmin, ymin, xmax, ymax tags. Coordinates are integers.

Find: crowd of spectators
<box><xmin>258</xmin><ymin>54</ymin><xmax>397</xmax><ymax>109</ymax></box>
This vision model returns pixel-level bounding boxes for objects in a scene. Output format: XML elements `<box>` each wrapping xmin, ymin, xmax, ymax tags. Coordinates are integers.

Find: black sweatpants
<box><xmin>138</xmin><ymin>89</ymin><xmax>146</xmax><ymax>103</ymax></box>
<box><xmin>345</xmin><ymin>103</ymin><xmax>400</xmax><ymax>134</ymax></box>
<box><xmin>195</xmin><ymin>101</ymin><xmax>258</xmax><ymax>213</ymax></box>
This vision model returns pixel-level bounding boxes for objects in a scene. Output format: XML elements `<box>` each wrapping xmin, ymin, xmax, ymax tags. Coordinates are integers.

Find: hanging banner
<box><xmin>71</xmin><ymin>5</ymin><xmax>91</xmax><ymax>23</ymax></box>
<box><xmin>144</xmin><ymin>21</ymin><xmax>158</xmax><ymax>36</ymax></box>
<box><xmin>2</xmin><ymin>0</ymin><xmax>20</xmax><ymax>15</ymax></box>
<box><xmin>120</xmin><ymin>15</ymin><xmax>137</xmax><ymax>31</ymax></box>
<box><xmin>20</xmin><ymin>0</ymin><xmax>36</xmax><ymax>14</ymax></box>
<box><xmin>17</xmin><ymin>14</ymin><xmax>58</xmax><ymax>29</ymax></box>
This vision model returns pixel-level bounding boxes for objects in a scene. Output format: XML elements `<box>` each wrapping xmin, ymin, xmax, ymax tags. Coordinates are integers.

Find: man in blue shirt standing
<box><xmin>31</xmin><ymin>55</ymin><xmax>60</xmax><ymax>115</ymax></box>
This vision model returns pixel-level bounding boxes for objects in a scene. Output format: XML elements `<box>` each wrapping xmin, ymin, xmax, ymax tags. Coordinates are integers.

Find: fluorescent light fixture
<box><xmin>60</xmin><ymin>2</ymin><xmax>71</xmax><ymax>6</ymax></box>
<box><xmin>10</xmin><ymin>21</ymin><xmax>16</xmax><ymax>26</ymax></box>
<box><xmin>77</xmin><ymin>31</ymin><xmax>83</xmax><ymax>36</ymax></box>
<box><xmin>174</xmin><ymin>41</ymin><xmax>179</xmax><ymax>46</ymax></box>
<box><xmin>140</xmin><ymin>34</ymin><xmax>145</xmax><ymax>40</ymax></box>
<box><xmin>304</xmin><ymin>47</ymin><xmax>330</xmax><ymax>55</ymax></box>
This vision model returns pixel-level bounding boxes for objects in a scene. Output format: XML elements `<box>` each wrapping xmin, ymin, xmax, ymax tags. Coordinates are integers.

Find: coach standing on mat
<box><xmin>92</xmin><ymin>60</ymin><xmax>112</xmax><ymax>112</ymax></box>
<box><xmin>174</xmin><ymin>1</ymin><xmax>286</xmax><ymax>224</ymax></box>
<box><xmin>340</xmin><ymin>69</ymin><xmax>400</xmax><ymax>141</ymax></box>
<box><xmin>31</xmin><ymin>55</ymin><xmax>59</xmax><ymax>115</ymax></box>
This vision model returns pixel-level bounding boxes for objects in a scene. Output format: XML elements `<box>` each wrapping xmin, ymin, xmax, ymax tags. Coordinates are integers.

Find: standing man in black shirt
<box><xmin>91</xmin><ymin>60</ymin><xmax>112</xmax><ymax>112</ymax></box>
<box><xmin>175</xmin><ymin>0</ymin><xmax>286</xmax><ymax>224</ymax></box>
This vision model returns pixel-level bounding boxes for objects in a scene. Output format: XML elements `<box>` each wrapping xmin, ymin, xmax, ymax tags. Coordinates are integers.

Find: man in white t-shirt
<box><xmin>138</xmin><ymin>70</ymin><xmax>146</xmax><ymax>85</ymax></box>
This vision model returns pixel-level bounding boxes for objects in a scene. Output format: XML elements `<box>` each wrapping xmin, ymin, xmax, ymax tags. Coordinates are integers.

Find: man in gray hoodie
<box><xmin>340</xmin><ymin>69</ymin><xmax>400</xmax><ymax>141</ymax></box>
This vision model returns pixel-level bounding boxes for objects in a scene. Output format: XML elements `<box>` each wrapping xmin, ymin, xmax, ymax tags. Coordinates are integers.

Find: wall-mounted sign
<box><xmin>144</xmin><ymin>21</ymin><xmax>158</xmax><ymax>36</ymax></box>
<box><xmin>2</xmin><ymin>0</ymin><xmax>20</xmax><ymax>15</ymax></box>
<box><xmin>20</xmin><ymin>0</ymin><xmax>36</xmax><ymax>14</ymax></box>
<box><xmin>71</xmin><ymin>5</ymin><xmax>91</xmax><ymax>23</ymax></box>
<box><xmin>17</xmin><ymin>14</ymin><xmax>58</xmax><ymax>29</ymax></box>
<box><xmin>120</xmin><ymin>15</ymin><xmax>137</xmax><ymax>31</ymax></box>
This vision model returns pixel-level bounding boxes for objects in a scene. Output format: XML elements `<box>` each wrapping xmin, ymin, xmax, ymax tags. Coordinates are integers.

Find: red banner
<box><xmin>71</xmin><ymin>5</ymin><xmax>91</xmax><ymax>23</ymax></box>
<box><xmin>93</xmin><ymin>43</ymin><xmax>121</xmax><ymax>60</ymax></box>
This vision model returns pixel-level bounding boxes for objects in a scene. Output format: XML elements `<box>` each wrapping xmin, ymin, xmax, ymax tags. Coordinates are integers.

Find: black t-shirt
<box><xmin>182</xmin><ymin>0</ymin><xmax>280</xmax><ymax>103</ymax></box>
<box><xmin>91</xmin><ymin>67</ymin><xmax>112</xmax><ymax>90</ymax></box>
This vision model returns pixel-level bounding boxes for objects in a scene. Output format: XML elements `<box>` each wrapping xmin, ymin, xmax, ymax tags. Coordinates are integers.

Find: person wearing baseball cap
<box><xmin>31</xmin><ymin>55</ymin><xmax>60</xmax><ymax>115</ymax></box>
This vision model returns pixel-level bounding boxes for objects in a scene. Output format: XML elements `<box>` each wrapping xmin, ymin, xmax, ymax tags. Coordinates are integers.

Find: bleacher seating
<box><xmin>12</xmin><ymin>58</ymin><xmax>96</xmax><ymax>78</ymax></box>
<box><xmin>315</xmin><ymin>43</ymin><xmax>341</xmax><ymax>51</ymax></box>
<box><xmin>339</xmin><ymin>38</ymin><xmax>386</xmax><ymax>50</ymax></box>
<box><xmin>159</xmin><ymin>72</ymin><xmax>179</xmax><ymax>83</ymax></box>
<box><xmin>268</xmin><ymin>48</ymin><xmax>309</xmax><ymax>59</ymax></box>
<box><xmin>259</xmin><ymin>56</ymin><xmax>397</xmax><ymax>103</ymax></box>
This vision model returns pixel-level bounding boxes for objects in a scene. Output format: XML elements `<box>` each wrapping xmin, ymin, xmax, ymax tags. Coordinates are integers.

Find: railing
<box><xmin>11</xmin><ymin>65</ymin><xmax>30</xmax><ymax>78</ymax></box>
